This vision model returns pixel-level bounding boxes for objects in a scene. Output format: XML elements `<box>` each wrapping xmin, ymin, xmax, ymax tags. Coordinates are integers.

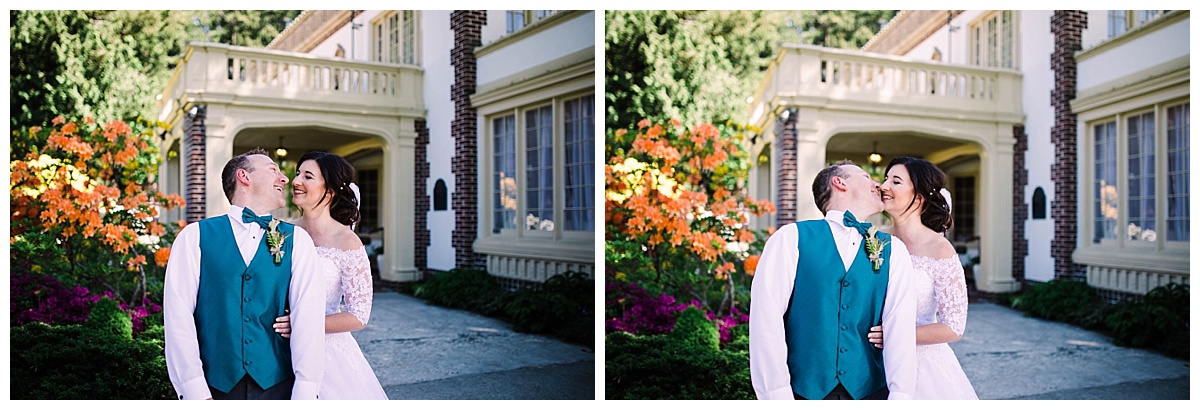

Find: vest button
<box><xmin>244</xmin><ymin>339</ymin><xmax>251</xmax><ymax>344</ymax></box>
<box><xmin>840</xmin><ymin>324</ymin><xmax>848</xmax><ymax>331</ymax></box>
<box><xmin>243</xmin><ymin>274</ymin><xmax>252</xmax><ymax>281</ymax></box>
<box><xmin>838</xmin><ymin>370</ymin><xmax>846</xmax><ymax>376</ymax></box>
<box><xmin>244</xmin><ymin>317</ymin><xmax>251</xmax><ymax>322</ymax></box>
<box><xmin>841</xmin><ymin>280</ymin><xmax>850</xmax><ymax>287</ymax></box>
<box><xmin>244</xmin><ymin>360</ymin><xmax>252</xmax><ymax>365</ymax></box>
<box><xmin>244</xmin><ymin>297</ymin><xmax>251</xmax><ymax>302</ymax></box>
<box><xmin>841</xmin><ymin>304</ymin><xmax>849</xmax><ymax>310</ymax></box>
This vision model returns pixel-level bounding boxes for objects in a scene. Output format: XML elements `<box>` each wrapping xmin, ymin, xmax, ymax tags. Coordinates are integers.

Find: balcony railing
<box><xmin>751</xmin><ymin>44</ymin><xmax>1023</xmax><ymax>124</ymax></box>
<box><xmin>158</xmin><ymin>42</ymin><xmax>423</xmax><ymax>121</ymax></box>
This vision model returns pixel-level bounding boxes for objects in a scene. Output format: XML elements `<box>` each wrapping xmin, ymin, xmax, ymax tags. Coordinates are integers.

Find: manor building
<box><xmin>156</xmin><ymin>10</ymin><xmax>596</xmax><ymax>286</ymax></box>
<box><xmin>747</xmin><ymin>10</ymin><xmax>1189</xmax><ymax>298</ymax></box>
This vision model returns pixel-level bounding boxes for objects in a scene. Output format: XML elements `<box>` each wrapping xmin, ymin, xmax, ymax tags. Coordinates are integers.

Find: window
<box><xmin>525</xmin><ymin>106</ymin><xmax>554</xmax><ymax>231</ymax></box>
<box><xmin>1093</xmin><ymin>121</ymin><xmax>1118</xmax><ymax>242</ymax></box>
<box><xmin>487</xmin><ymin>93</ymin><xmax>596</xmax><ymax>235</ymax></box>
<box><xmin>1166</xmin><ymin>103</ymin><xmax>1189</xmax><ymax>241</ymax></box>
<box><xmin>1108</xmin><ymin>10</ymin><xmax>1170</xmax><ymax>38</ymax></box>
<box><xmin>969</xmin><ymin>11</ymin><xmax>1017</xmax><ymax>69</ymax></box>
<box><xmin>1032</xmin><ymin>187</ymin><xmax>1046</xmax><ymax>219</ymax></box>
<box><xmin>357</xmin><ymin>169</ymin><xmax>379</xmax><ymax>232</ymax></box>
<box><xmin>563</xmin><ymin>95</ymin><xmax>595</xmax><ymax>231</ymax></box>
<box><xmin>506</xmin><ymin>10</ymin><xmax>557</xmax><ymax>34</ymax></box>
<box><xmin>492</xmin><ymin>115</ymin><xmax>517</xmax><ymax>232</ymax></box>
<box><xmin>433</xmin><ymin>179</ymin><xmax>448</xmax><ymax>211</ymax></box>
<box><xmin>373</xmin><ymin>11</ymin><xmax>418</xmax><ymax>65</ymax></box>
<box><xmin>953</xmin><ymin>176</ymin><xmax>976</xmax><ymax>242</ymax></box>
<box><xmin>1127</xmin><ymin>112</ymin><xmax>1155</xmax><ymax>242</ymax></box>
<box><xmin>1088</xmin><ymin>101</ymin><xmax>1189</xmax><ymax>245</ymax></box>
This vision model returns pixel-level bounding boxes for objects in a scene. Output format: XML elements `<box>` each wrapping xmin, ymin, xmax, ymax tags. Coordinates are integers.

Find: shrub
<box><xmin>606</xmin><ymin>280</ymin><xmax>748</xmax><ymax>345</ymax></box>
<box><xmin>10</xmin><ymin>298</ymin><xmax>173</xmax><ymax>399</ymax></box>
<box><xmin>10</xmin><ymin>116</ymin><xmax>185</xmax><ymax>308</ymax></box>
<box><xmin>1011</xmin><ymin>279</ymin><xmax>1106</xmax><ymax>327</ymax></box>
<box><xmin>413</xmin><ymin>268</ymin><xmax>510</xmax><ymax>316</ymax></box>
<box><xmin>505</xmin><ymin>271</ymin><xmax>595</xmax><ymax>346</ymax></box>
<box><xmin>11</xmin><ymin>270</ymin><xmax>162</xmax><ymax>333</ymax></box>
<box><xmin>605</xmin><ymin>308</ymin><xmax>753</xmax><ymax>400</ymax></box>
<box><xmin>1105</xmin><ymin>283</ymin><xmax>1189</xmax><ymax>359</ymax></box>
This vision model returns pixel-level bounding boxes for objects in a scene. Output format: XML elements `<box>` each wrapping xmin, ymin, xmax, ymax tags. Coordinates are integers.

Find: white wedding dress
<box><xmin>315</xmin><ymin>246</ymin><xmax>389</xmax><ymax>400</ymax></box>
<box><xmin>910</xmin><ymin>255</ymin><xmax>978</xmax><ymax>400</ymax></box>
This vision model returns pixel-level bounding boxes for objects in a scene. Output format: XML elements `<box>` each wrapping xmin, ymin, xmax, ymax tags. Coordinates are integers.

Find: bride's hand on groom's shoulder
<box><xmin>274</xmin><ymin>315</ymin><xmax>291</xmax><ymax>338</ymax></box>
<box><xmin>867</xmin><ymin>325</ymin><xmax>883</xmax><ymax>349</ymax></box>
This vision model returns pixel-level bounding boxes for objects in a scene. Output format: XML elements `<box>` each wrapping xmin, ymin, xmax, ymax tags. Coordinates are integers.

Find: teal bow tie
<box><xmin>842</xmin><ymin>211</ymin><xmax>872</xmax><ymax>237</ymax></box>
<box><xmin>241</xmin><ymin>207</ymin><xmax>272</xmax><ymax>229</ymax></box>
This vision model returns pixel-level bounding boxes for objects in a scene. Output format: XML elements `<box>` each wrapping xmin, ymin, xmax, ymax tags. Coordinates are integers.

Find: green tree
<box><xmin>10</xmin><ymin>10</ymin><xmax>300</xmax><ymax>159</ymax></box>
<box><xmin>604</xmin><ymin>10</ymin><xmax>897</xmax><ymax>157</ymax></box>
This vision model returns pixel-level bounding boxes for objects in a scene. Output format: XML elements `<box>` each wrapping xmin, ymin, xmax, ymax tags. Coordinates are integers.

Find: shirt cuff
<box><xmin>292</xmin><ymin>380</ymin><xmax>320</xmax><ymax>399</ymax></box>
<box><xmin>759</xmin><ymin>386</ymin><xmax>796</xmax><ymax>400</ymax></box>
<box><xmin>179</xmin><ymin>377</ymin><xmax>212</xmax><ymax>400</ymax></box>
<box><xmin>888</xmin><ymin>392</ymin><xmax>913</xmax><ymax>400</ymax></box>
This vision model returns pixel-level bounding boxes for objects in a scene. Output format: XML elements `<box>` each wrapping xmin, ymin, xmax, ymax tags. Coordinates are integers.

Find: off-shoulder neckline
<box><xmin>315</xmin><ymin>245</ymin><xmax>366</xmax><ymax>253</ymax></box>
<box><xmin>910</xmin><ymin>254</ymin><xmax>961</xmax><ymax>264</ymax></box>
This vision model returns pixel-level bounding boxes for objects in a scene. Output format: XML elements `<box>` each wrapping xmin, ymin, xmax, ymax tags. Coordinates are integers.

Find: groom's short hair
<box><xmin>222</xmin><ymin>148</ymin><xmax>272</xmax><ymax>203</ymax></box>
<box><xmin>812</xmin><ymin>159</ymin><xmax>856</xmax><ymax>214</ymax></box>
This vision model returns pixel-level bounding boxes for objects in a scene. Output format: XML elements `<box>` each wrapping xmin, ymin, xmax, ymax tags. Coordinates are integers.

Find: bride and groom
<box><xmin>750</xmin><ymin>157</ymin><xmax>978</xmax><ymax>400</ymax></box>
<box><xmin>164</xmin><ymin>148</ymin><xmax>388</xmax><ymax>400</ymax></box>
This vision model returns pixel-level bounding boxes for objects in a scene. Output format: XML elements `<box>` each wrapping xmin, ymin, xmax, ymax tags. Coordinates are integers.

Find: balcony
<box><xmin>158</xmin><ymin>42</ymin><xmax>424</xmax><ymax>123</ymax></box>
<box><xmin>750</xmin><ymin>44</ymin><xmax>1023</xmax><ymax>126</ymax></box>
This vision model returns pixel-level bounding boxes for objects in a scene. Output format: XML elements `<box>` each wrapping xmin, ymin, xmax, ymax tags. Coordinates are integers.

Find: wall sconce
<box><xmin>868</xmin><ymin>141</ymin><xmax>883</xmax><ymax>166</ymax></box>
<box><xmin>275</xmin><ymin>136</ymin><xmax>289</xmax><ymax>160</ymax></box>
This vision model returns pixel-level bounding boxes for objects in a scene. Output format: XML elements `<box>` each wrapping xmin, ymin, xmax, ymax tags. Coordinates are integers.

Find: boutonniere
<box><xmin>266</xmin><ymin>219</ymin><xmax>290</xmax><ymax>265</ymax></box>
<box><xmin>864</xmin><ymin>226</ymin><xmax>889</xmax><ymax>272</ymax></box>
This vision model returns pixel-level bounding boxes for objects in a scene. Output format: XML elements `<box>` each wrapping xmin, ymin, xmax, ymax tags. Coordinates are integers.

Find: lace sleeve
<box><xmin>338</xmin><ymin>247</ymin><xmax>374</xmax><ymax>327</ymax></box>
<box><xmin>932</xmin><ymin>258</ymin><xmax>969</xmax><ymax>336</ymax></box>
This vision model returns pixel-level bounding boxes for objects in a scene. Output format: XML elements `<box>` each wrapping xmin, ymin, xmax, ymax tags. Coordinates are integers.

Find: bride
<box><xmin>274</xmin><ymin>151</ymin><xmax>388</xmax><ymax>400</ymax></box>
<box><xmin>869</xmin><ymin>156</ymin><xmax>978</xmax><ymax>400</ymax></box>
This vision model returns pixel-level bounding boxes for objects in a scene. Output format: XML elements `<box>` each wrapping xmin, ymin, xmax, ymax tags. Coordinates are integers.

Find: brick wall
<box><xmin>1012</xmin><ymin>125</ymin><xmax>1029</xmax><ymax>283</ymax></box>
<box><xmin>414</xmin><ymin>119</ymin><xmax>431</xmax><ymax>276</ymax></box>
<box><xmin>184</xmin><ymin>105</ymin><xmax>207</xmax><ymax>223</ymax></box>
<box><xmin>775</xmin><ymin>110</ymin><xmax>798</xmax><ymax>228</ymax></box>
<box><xmin>1050</xmin><ymin>11</ymin><xmax>1087</xmax><ymax>281</ymax></box>
<box><xmin>450</xmin><ymin>11</ymin><xmax>487</xmax><ymax>271</ymax></box>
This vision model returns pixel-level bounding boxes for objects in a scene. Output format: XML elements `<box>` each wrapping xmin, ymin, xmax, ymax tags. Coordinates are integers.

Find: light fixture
<box><xmin>868</xmin><ymin>141</ymin><xmax>883</xmax><ymax>165</ymax></box>
<box><xmin>275</xmin><ymin>136</ymin><xmax>288</xmax><ymax>160</ymax></box>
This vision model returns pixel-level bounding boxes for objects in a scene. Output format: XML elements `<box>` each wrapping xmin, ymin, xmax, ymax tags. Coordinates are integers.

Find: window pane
<box><xmin>506</xmin><ymin>10</ymin><xmax>525</xmax><ymax>33</ymax></box>
<box><xmin>1002</xmin><ymin>11</ymin><xmax>1014</xmax><ymax>68</ymax></box>
<box><xmin>1127</xmin><ymin>113</ymin><xmax>1155</xmax><ymax>241</ymax></box>
<box><xmin>389</xmin><ymin>14</ymin><xmax>400</xmax><ymax>64</ymax></box>
<box><xmin>1095</xmin><ymin>121</ymin><xmax>1118</xmax><ymax>242</ymax></box>
<box><xmin>403</xmin><ymin>11</ymin><xmax>416</xmax><ymax>65</ymax></box>
<box><xmin>525</xmin><ymin>106</ymin><xmax>554</xmax><ymax>231</ymax></box>
<box><xmin>493</xmin><ymin>115</ymin><xmax>517</xmax><ymax>231</ymax></box>
<box><xmin>1167</xmin><ymin>103</ymin><xmax>1189</xmax><ymax>241</ymax></box>
<box><xmin>564</xmin><ymin>95</ymin><xmax>595</xmax><ymax>231</ymax></box>
<box><xmin>1108</xmin><ymin>10</ymin><xmax>1128</xmax><ymax>37</ymax></box>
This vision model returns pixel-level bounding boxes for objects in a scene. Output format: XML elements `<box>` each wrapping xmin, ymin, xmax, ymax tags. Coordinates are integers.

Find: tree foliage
<box><xmin>9</xmin><ymin>10</ymin><xmax>301</xmax><ymax>146</ymax></box>
<box><xmin>604</xmin><ymin>10</ymin><xmax>896</xmax><ymax>157</ymax></box>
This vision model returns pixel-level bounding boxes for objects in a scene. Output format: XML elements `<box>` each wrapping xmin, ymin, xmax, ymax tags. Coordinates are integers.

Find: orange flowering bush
<box><xmin>606</xmin><ymin>119</ymin><xmax>774</xmax><ymax>316</ymax></box>
<box><xmin>10</xmin><ymin>116</ymin><xmax>186</xmax><ymax>308</ymax></box>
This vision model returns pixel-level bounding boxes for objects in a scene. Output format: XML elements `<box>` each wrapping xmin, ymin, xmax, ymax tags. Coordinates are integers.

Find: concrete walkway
<box><xmin>352</xmin><ymin>289</ymin><xmax>596</xmax><ymax>400</ymax></box>
<box><xmin>954</xmin><ymin>300</ymin><xmax>1190</xmax><ymax>400</ymax></box>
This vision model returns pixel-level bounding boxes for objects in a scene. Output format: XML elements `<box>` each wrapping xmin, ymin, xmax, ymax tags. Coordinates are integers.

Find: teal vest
<box><xmin>196</xmin><ymin>215</ymin><xmax>295</xmax><ymax>393</ymax></box>
<box><xmin>784</xmin><ymin>220</ymin><xmax>892</xmax><ymax>399</ymax></box>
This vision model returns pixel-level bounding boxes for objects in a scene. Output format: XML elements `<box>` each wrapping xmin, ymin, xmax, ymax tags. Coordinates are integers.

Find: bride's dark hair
<box><xmin>297</xmin><ymin>151</ymin><xmax>360</xmax><ymax>227</ymax></box>
<box><xmin>884</xmin><ymin>156</ymin><xmax>952</xmax><ymax>234</ymax></box>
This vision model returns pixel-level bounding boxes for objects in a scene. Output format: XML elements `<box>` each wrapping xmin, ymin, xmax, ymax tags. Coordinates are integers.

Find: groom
<box><xmin>749</xmin><ymin>160</ymin><xmax>917</xmax><ymax>400</ymax></box>
<box><xmin>164</xmin><ymin>148</ymin><xmax>325</xmax><ymax>399</ymax></box>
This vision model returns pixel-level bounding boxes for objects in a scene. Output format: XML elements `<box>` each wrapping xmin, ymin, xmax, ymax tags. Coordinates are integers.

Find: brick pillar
<box><xmin>450</xmin><ymin>11</ymin><xmax>486</xmax><ymax>271</ymax></box>
<box><xmin>183</xmin><ymin>105</ymin><xmax>207</xmax><ymax>223</ymax></box>
<box><xmin>1012</xmin><ymin>125</ymin><xmax>1029</xmax><ymax>284</ymax></box>
<box><xmin>1050</xmin><ymin>11</ymin><xmax>1087</xmax><ymax>281</ymax></box>
<box><xmin>775</xmin><ymin>109</ymin><xmax>798</xmax><ymax>228</ymax></box>
<box><xmin>414</xmin><ymin>119</ymin><xmax>431</xmax><ymax>276</ymax></box>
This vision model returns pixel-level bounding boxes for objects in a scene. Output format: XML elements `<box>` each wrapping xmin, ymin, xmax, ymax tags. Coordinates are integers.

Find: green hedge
<box><xmin>414</xmin><ymin>269</ymin><xmax>594</xmax><ymax>346</ymax></box>
<box><xmin>1011</xmin><ymin>279</ymin><xmax>1109</xmax><ymax>328</ymax></box>
<box><xmin>606</xmin><ymin>307</ymin><xmax>753</xmax><ymax>400</ymax></box>
<box><xmin>10</xmin><ymin>297</ymin><xmax>173</xmax><ymax>399</ymax></box>
<box><xmin>1104</xmin><ymin>283</ymin><xmax>1189</xmax><ymax>359</ymax></box>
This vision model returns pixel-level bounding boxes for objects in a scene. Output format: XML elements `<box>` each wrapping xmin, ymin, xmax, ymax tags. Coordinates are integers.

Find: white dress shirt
<box><xmin>164</xmin><ymin>205</ymin><xmax>326</xmax><ymax>399</ymax></box>
<box><xmin>750</xmin><ymin>210</ymin><xmax>918</xmax><ymax>400</ymax></box>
